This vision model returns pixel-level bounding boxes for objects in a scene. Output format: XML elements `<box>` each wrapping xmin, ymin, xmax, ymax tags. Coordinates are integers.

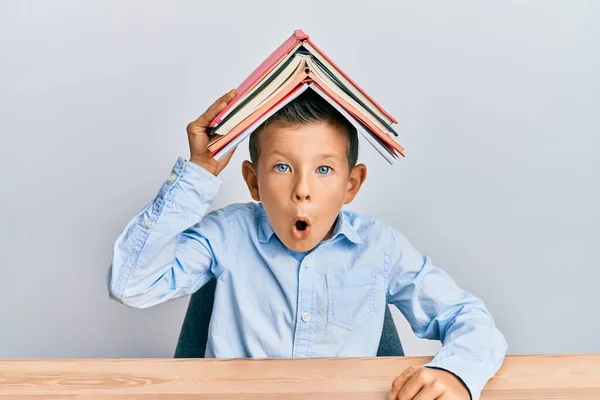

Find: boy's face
<box><xmin>242</xmin><ymin>122</ymin><xmax>367</xmax><ymax>252</ymax></box>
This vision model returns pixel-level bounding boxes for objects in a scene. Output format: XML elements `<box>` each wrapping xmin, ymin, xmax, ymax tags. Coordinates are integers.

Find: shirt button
<box><xmin>144</xmin><ymin>219</ymin><xmax>153</xmax><ymax>228</ymax></box>
<box><xmin>167</xmin><ymin>173</ymin><xmax>177</xmax><ymax>183</ymax></box>
<box><xmin>301</xmin><ymin>312</ymin><xmax>311</xmax><ymax>322</ymax></box>
<box><xmin>303</xmin><ymin>260</ymin><xmax>309</xmax><ymax>268</ymax></box>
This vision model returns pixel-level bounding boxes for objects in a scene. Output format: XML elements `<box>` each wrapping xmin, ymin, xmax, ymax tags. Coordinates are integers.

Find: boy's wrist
<box><xmin>158</xmin><ymin>157</ymin><xmax>222</xmax><ymax>217</ymax></box>
<box><xmin>189</xmin><ymin>157</ymin><xmax>218</xmax><ymax>176</ymax></box>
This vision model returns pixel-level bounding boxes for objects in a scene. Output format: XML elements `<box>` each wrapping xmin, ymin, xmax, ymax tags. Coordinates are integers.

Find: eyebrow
<box><xmin>265</xmin><ymin>151</ymin><xmax>291</xmax><ymax>160</ymax></box>
<box><xmin>264</xmin><ymin>151</ymin><xmax>342</xmax><ymax>162</ymax></box>
<box><xmin>320</xmin><ymin>153</ymin><xmax>342</xmax><ymax>162</ymax></box>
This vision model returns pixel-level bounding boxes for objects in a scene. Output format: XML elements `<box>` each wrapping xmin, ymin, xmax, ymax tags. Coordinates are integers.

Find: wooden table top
<box><xmin>1</xmin><ymin>354</ymin><xmax>599</xmax><ymax>399</ymax></box>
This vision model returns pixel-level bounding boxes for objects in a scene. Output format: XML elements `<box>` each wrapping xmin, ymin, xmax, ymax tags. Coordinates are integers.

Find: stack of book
<box><xmin>208</xmin><ymin>29</ymin><xmax>404</xmax><ymax>164</ymax></box>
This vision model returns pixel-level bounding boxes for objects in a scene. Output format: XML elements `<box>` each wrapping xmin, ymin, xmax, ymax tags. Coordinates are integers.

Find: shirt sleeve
<box><xmin>384</xmin><ymin>227</ymin><xmax>508</xmax><ymax>400</ymax></box>
<box><xmin>106</xmin><ymin>157</ymin><xmax>230</xmax><ymax>308</ymax></box>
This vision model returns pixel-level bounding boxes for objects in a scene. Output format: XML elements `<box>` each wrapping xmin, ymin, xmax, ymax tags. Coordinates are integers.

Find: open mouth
<box><xmin>292</xmin><ymin>217</ymin><xmax>311</xmax><ymax>240</ymax></box>
<box><xmin>295</xmin><ymin>220</ymin><xmax>308</xmax><ymax>231</ymax></box>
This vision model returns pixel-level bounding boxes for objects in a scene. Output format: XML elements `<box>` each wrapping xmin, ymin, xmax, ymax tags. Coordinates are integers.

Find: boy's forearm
<box><xmin>423</xmin><ymin>302</ymin><xmax>508</xmax><ymax>400</ymax></box>
<box><xmin>386</xmin><ymin>228</ymin><xmax>507</xmax><ymax>400</ymax></box>
<box><xmin>106</xmin><ymin>157</ymin><xmax>224</xmax><ymax>308</ymax></box>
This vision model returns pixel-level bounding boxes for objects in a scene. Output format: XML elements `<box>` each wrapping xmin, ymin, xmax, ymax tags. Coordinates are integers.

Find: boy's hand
<box><xmin>187</xmin><ymin>89</ymin><xmax>237</xmax><ymax>176</ymax></box>
<box><xmin>388</xmin><ymin>365</ymin><xmax>470</xmax><ymax>400</ymax></box>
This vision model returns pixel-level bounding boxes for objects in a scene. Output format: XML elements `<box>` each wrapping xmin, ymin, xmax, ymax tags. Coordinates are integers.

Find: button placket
<box><xmin>292</xmin><ymin>255</ymin><xmax>316</xmax><ymax>357</ymax></box>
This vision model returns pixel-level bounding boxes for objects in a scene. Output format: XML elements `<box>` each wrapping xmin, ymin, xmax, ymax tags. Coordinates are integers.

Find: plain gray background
<box><xmin>1</xmin><ymin>1</ymin><xmax>598</xmax><ymax>358</ymax></box>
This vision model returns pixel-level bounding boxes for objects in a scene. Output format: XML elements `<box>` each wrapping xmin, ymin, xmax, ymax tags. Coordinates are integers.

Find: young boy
<box><xmin>107</xmin><ymin>88</ymin><xmax>507</xmax><ymax>400</ymax></box>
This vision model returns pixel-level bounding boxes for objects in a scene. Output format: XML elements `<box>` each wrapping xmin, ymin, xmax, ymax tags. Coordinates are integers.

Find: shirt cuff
<box><xmin>159</xmin><ymin>157</ymin><xmax>223</xmax><ymax>216</ymax></box>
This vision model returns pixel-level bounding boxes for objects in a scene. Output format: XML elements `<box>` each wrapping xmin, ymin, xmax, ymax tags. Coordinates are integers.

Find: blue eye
<box><xmin>274</xmin><ymin>163</ymin><xmax>290</xmax><ymax>173</ymax></box>
<box><xmin>317</xmin><ymin>166</ymin><xmax>332</xmax><ymax>175</ymax></box>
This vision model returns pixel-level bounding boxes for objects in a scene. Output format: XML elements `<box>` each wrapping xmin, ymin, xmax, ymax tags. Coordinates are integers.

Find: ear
<box><xmin>344</xmin><ymin>163</ymin><xmax>367</xmax><ymax>204</ymax></box>
<box><xmin>242</xmin><ymin>160</ymin><xmax>261</xmax><ymax>201</ymax></box>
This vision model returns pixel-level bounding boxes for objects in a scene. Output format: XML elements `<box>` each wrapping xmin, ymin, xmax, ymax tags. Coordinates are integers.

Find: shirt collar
<box><xmin>257</xmin><ymin>204</ymin><xmax>363</xmax><ymax>245</ymax></box>
<box><xmin>257</xmin><ymin>204</ymin><xmax>275</xmax><ymax>244</ymax></box>
<box><xmin>330</xmin><ymin>211</ymin><xmax>364</xmax><ymax>245</ymax></box>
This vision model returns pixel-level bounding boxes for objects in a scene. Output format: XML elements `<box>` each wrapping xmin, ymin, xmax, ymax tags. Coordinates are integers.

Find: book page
<box><xmin>214</xmin><ymin>54</ymin><xmax>308</xmax><ymax>134</ymax></box>
<box><xmin>306</xmin><ymin>58</ymin><xmax>394</xmax><ymax>139</ymax></box>
<box><xmin>218</xmin><ymin>43</ymin><xmax>303</xmax><ymax>122</ymax></box>
<box><xmin>213</xmin><ymin>83</ymin><xmax>312</xmax><ymax>161</ymax></box>
<box><xmin>309</xmin><ymin>84</ymin><xmax>397</xmax><ymax>164</ymax></box>
<box><xmin>302</xmin><ymin>42</ymin><xmax>393</xmax><ymax>126</ymax></box>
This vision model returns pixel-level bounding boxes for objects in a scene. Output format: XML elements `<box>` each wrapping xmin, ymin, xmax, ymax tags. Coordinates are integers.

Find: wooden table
<box><xmin>1</xmin><ymin>355</ymin><xmax>599</xmax><ymax>399</ymax></box>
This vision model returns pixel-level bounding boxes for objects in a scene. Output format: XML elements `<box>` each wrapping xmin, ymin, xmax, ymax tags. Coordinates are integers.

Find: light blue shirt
<box><xmin>107</xmin><ymin>157</ymin><xmax>507</xmax><ymax>400</ymax></box>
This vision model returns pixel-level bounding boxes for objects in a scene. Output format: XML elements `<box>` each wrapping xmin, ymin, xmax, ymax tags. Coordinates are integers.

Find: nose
<box><xmin>292</xmin><ymin>172</ymin><xmax>311</xmax><ymax>202</ymax></box>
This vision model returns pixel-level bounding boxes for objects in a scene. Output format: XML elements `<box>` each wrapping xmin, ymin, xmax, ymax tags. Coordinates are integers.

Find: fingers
<box><xmin>396</xmin><ymin>372</ymin><xmax>426</xmax><ymax>400</ymax></box>
<box><xmin>389</xmin><ymin>366</ymin><xmax>446</xmax><ymax>400</ymax></box>
<box><xmin>413</xmin><ymin>386</ymin><xmax>441</xmax><ymax>400</ymax></box>
<box><xmin>192</xmin><ymin>89</ymin><xmax>238</xmax><ymax>130</ymax></box>
<box><xmin>389</xmin><ymin>365</ymin><xmax>419</xmax><ymax>400</ymax></box>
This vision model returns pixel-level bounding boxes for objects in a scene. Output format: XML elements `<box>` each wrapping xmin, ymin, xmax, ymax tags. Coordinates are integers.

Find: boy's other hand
<box><xmin>388</xmin><ymin>365</ymin><xmax>470</xmax><ymax>400</ymax></box>
<box><xmin>187</xmin><ymin>89</ymin><xmax>237</xmax><ymax>176</ymax></box>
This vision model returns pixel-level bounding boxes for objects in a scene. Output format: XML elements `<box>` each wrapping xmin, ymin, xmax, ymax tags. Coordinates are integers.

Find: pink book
<box><xmin>209</xmin><ymin>30</ymin><xmax>397</xmax><ymax>128</ymax></box>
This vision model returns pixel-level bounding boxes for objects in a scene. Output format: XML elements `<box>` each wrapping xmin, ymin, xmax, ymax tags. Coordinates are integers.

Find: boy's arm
<box><xmin>107</xmin><ymin>89</ymin><xmax>238</xmax><ymax>309</ymax></box>
<box><xmin>385</xmin><ymin>227</ymin><xmax>508</xmax><ymax>400</ymax></box>
<box><xmin>106</xmin><ymin>158</ymin><xmax>229</xmax><ymax>308</ymax></box>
